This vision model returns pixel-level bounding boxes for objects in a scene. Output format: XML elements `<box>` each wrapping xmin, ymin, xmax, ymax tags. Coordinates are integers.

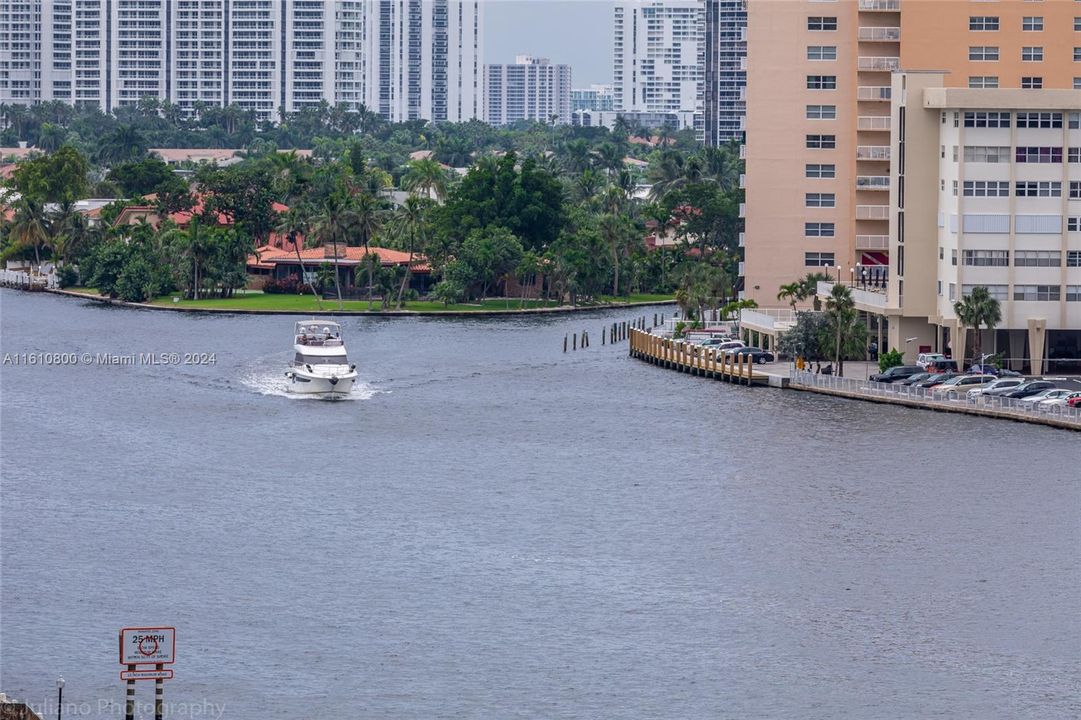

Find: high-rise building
<box><xmin>0</xmin><ymin>1</ymin><xmax>480</xmax><ymax>123</ymax></box>
<box><xmin>742</xmin><ymin>0</ymin><xmax>1081</xmax><ymax>309</ymax></box>
<box><xmin>571</xmin><ymin>84</ymin><xmax>616</xmax><ymax>113</ymax></box>
<box><xmin>362</xmin><ymin>0</ymin><xmax>484</xmax><ymax>123</ymax></box>
<box><xmin>612</xmin><ymin>0</ymin><xmax>703</xmax><ymax>120</ymax></box>
<box><xmin>703</xmin><ymin>0</ymin><xmax>746</xmax><ymax>146</ymax></box>
<box><xmin>484</xmin><ymin>56</ymin><xmax>571</xmax><ymax>126</ymax></box>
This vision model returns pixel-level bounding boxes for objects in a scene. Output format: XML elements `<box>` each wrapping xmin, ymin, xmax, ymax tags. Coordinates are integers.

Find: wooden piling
<box><xmin>563</xmin><ymin>335</ymin><xmax>567</xmax><ymax>352</ymax></box>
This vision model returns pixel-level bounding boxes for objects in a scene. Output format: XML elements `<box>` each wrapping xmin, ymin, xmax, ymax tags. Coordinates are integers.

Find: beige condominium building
<box><xmin>743</xmin><ymin>0</ymin><xmax>1080</xmax><ymax>321</ymax></box>
<box><xmin>883</xmin><ymin>72</ymin><xmax>1081</xmax><ymax>373</ymax></box>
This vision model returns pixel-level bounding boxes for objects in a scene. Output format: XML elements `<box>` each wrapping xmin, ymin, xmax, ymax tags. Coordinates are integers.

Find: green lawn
<box><xmin>68</xmin><ymin>287</ymin><xmax>673</xmax><ymax>313</ymax></box>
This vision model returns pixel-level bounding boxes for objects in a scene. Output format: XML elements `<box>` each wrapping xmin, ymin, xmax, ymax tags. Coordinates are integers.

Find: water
<box><xmin>2</xmin><ymin>290</ymin><xmax>1079</xmax><ymax>720</ymax></box>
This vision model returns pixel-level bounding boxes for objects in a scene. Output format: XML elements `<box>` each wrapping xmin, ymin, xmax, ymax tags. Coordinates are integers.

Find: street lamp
<box><xmin>57</xmin><ymin>677</ymin><xmax>64</xmax><ymax>720</ymax></box>
<box><xmin>834</xmin><ymin>265</ymin><xmax>841</xmax><ymax>282</ymax></box>
<box><xmin>849</xmin><ymin>267</ymin><xmax>855</xmax><ymax>285</ymax></box>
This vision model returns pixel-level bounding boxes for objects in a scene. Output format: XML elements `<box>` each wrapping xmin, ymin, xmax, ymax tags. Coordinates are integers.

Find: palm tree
<box><xmin>825</xmin><ymin>283</ymin><xmax>857</xmax><ymax>376</ymax></box>
<box><xmin>6</xmin><ymin>198</ymin><xmax>50</xmax><ymax>265</ymax></box>
<box><xmin>50</xmin><ymin>201</ymin><xmax>89</xmax><ymax>265</ymax></box>
<box><xmin>401</xmin><ymin>157</ymin><xmax>448</xmax><ymax>202</ymax></box>
<box><xmin>312</xmin><ymin>196</ymin><xmax>356</xmax><ymax>310</ymax></box>
<box><xmin>777</xmin><ymin>282</ymin><xmax>803</xmax><ymax>312</ymax></box>
<box><xmin>37</xmin><ymin>123</ymin><xmax>67</xmax><ymax>153</ymax></box>
<box><xmin>594</xmin><ymin>142</ymin><xmax>624</xmax><ymax>178</ymax></box>
<box><xmin>97</xmin><ymin>126</ymin><xmax>148</xmax><ymax>166</ymax></box>
<box><xmin>799</xmin><ymin>272</ymin><xmax>831</xmax><ymax>311</ymax></box>
<box><xmin>599</xmin><ymin>214</ymin><xmax>627</xmax><ymax>298</ymax></box>
<box><xmin>393</xmin><ymin>196</ymin><xmax>429</xmax><ymax>308</ymax></box>
<box><xmin>953</xmin><ymin>286</ymin><xmax>1002</xmax><ymax>366</ymax></box>
<box><xmin>275</xmin><ymin>207</ymin><xmax>322</xmax><ymax>308</ymax></box>
<box><xmin>351</xmin><ymin>191</ymin><xmax>383</xmax><ymax>310</ymax></box>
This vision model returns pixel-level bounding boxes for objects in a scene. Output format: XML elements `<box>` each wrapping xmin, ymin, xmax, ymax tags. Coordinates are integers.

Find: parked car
<box><xmin>1023</xmin><ymin>389</ymin><xmax>1076</xmax><ymax>407</ymax></box>
<box><xmin>725</xmin><ymin>347</ymin><xmax>775</xmax><ymax>364</ymax></box>
<box><xmin>925</xmin><ymin>360</ymin><xmax>959</xmax><ymax>373</ymax></box>
<box><xmin>969</xmin><ymin>377</ymin><xmax>1024</xmax><ymax>399</ymax></box>
<box><xmin>930</xmin><ymin>374</ymin><xmax>997</xmax><ymax>397</ymax></box>
<box><xmin>1068</xmin><ymin>394</ymin><xmax>1081</xmax><ymax>408</ymax></box>
<box><xmin>896</xmin><ymin>372</ymin><xmax>932</xmax><ymax>386</ymax></box>
<box><xmin>697</xmin><ymin>337</ymin><xmax>738</xmax><ymax>348</ymax></box>
<box><xmin>870</xmin><ymin>365</ymin><xmax>923</xmax><ymax>383</ymax></box>
<box><xmin>1044</xmin><ymin>391</ymin><xmax>1081</xmax><ymax>406</ymax></box>
<box><xmin>1002</xmin><ymin>380</ymin><xmax>1058</xmax><ymax>399</ymax></box>
<box><xmin>914</xmin><ymin>372</ymin><xmax>960</xmax><ymax>388</ymax></box>
<box><xmin>709</xmin><ymin>339</ymin><xmax>746</xmax><ymax>352</ymax></box>
<box><xmin>916</xmin><ymin>353</ymin><xmax>947</xmax><ymax>369</ymax></box>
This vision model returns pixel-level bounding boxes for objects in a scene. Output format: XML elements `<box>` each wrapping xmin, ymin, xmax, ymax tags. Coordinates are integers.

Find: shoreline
<box><xmin>41</xmin><ymin>288</ymin><xmax>677</xmax><ymax>317</ymax></box>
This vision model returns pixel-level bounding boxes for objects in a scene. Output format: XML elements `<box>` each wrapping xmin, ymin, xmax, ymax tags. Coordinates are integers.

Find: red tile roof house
<box><xmin>249</xmin><ymin>244</ymin><xmax>433</xmax><ymax>296</ymax></box>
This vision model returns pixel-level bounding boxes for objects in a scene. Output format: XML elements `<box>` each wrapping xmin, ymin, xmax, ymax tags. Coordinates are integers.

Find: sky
<box><xmin>484</xmin><ymin>1</ymin><xmax>613</xmax><ymax>86</ymax></box>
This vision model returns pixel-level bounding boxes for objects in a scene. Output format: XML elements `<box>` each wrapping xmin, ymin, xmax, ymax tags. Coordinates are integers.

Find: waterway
<box><xmin>2</xmin><ymin>290</ymin><xmax>1079</xmax><ymax>719</ymax></box>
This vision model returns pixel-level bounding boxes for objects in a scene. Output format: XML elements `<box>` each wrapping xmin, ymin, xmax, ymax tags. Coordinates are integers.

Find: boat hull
<box><xmin>285</xmin><ymin>370</ymin><xmax>357</xmax><ymax>399</ymax></box>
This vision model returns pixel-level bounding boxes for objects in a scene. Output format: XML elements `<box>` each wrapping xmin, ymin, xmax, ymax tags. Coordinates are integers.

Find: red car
<box><xmin>1068</xmin><ymin>394</ymin><xmax>1081</xmax><ymax>408</ymax></box>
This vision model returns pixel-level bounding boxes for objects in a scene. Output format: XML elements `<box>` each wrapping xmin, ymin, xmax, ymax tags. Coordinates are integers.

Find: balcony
<box><xmin>856</xmin><ymin>204</ymin><xmax>889</xmax><ymax>220</ymax></box>
<box><xmin>857</xmin><ymin>175</ymin><xmax>890</xmax><ymax>191</ymax></box>
<box><xmin>858</xmin><ymin>0</ymin><xmax>900</xmax><ymax>11</ymax></box>
<box><xmin>738</xmin><ymin>173</ymin><xmax>745</xmax><ymax>189</ymax></box>
<box><xmin>739</xmin><ymin>144</ymin><xmax>746</xmax><ymax>159</ymax></box>
<box><xmin>857</xmin><ymin>115</ymin><xmax>891</xmax><ymax>131</ymax></box>
<box><xmin>856</xmin><ymin>145</ymin><xmax>890</xmax><ymax>161</ymax></box>
<box><xmin>857</xmin><ymin>26</ymin><xmax>900</xmax><ymax>42</ymax></box>
<box><xmin>857</xmin><ymin>85</ymin><xmax>891</xmax><ymax>102</ymax></box>
<box><xmin>738</xmin><ymin>261</ymin><xmax>745</xmax><ymax>276</ymax></box>
<box><xmin>857</xmin><ymin>56</ymin><xmax>900</xmax><ymax>72</ymax></box>
<box><xmin>738</xmin><ymin>231</ymin><xmax>745</xmax><ymax>248</ymax></box>
<box><xmin>856</xmin><ymin>234</ymin><xmax>890</xmax><ymax>250</ymax></box>
<box><xmin>818</xmin><ymin>280</ymin><xmax>888</xmax><ymax>311</ymax></box>
<box><xmin>739</xmin><ymin>203</ymin><xmax>746</xmax><ymax>218</ymax></box>
<box><xmin>739</xmin><ymin>57</ymin><xmax>747</xmax><ymax>71</ymax></box>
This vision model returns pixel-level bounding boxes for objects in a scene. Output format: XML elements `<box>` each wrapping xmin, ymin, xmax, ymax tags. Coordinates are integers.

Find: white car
<box><xmin>1021</xmin><ymin>389</ymin><xmax>1073</xmax><ymax>407</ymax></box>
<box><xmin>968</xmin><ymin>377</ymin><xmax>1023</xmax><ymax>399</ymax></box>
<box><xmin>916</xmin><ymin>352</ymin><xmax>947</xmax><ymax>369</ymax></box>
<box><xmin>1042</xmin><ymin>391</ymin><xmax>1081</xmax><ymax>407</ymax></box>
<box><xmin>931</xmin><ymin>374</ymin><xmax>997</xmax><ymax>398</ymax></box>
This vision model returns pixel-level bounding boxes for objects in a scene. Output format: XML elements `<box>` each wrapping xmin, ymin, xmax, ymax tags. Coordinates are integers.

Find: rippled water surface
<box><xmin>2</xmin><ymin>290</ymin><xmax>1079</xmax><ymax>719</ymax></box>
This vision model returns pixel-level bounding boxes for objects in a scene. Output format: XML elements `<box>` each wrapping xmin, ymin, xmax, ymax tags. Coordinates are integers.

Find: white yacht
<box><xmin>285</xmin><ymin>321</ymin><xmax>358</xmax><ymax>399</ymax></box>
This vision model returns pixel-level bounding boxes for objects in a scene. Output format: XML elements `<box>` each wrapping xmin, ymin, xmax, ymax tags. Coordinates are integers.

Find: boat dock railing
<box><xmin>629</xmin><ymin>328</ymin><xmax>766</xmax><ymax>386</ymax></box>
<box><xmin>0</xmin><ymin>269</ymin><xmax>56</xmax><ymax>290</ymax></box>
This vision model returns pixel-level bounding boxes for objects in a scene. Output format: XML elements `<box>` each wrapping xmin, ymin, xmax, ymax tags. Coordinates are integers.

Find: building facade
<box><xmin>742</xmin><ymin>0</ymin><xmax>1081</xmax><ymax>310</ymax></box>
<box><xmin>362</xmin><ymin>0</ymin><xmax>484</xmax><ymax>123</ymax></box>
<box><xmin>484</xmin><ymin>55</ymin><xmax>571</xmax><ymax>126</ymax></box>
<box><xmin>571</xmin><ymin>84</ymin><xmax>616</xmax><ymax>113</ymax></box>
<box><xmin>885</xmin><ymin>73</ymin><xmax>1081</xmax><ymax>372</ymax></box>
<box><xmin>703</xmin><ymin>0</ymin><xmax>746</xmax><ymax>146</ymax></box>
<box><xmin>613</xmin><ymin>0</ymin><xmax>703</xmax><ymax>120</ymax></box>
<box><xmin>0</xmin><ymin>1</ymin><xmax>480</xmax><ymax>122</ymax></box>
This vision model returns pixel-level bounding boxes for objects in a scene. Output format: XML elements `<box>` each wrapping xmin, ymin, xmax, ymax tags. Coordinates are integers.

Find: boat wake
<box><xmin>240</xmin><ymin>368</ymin><xmax>382</xmax><ymax>401</ymax></box>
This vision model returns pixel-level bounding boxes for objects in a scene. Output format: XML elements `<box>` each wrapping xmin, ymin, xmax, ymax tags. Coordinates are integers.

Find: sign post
<box><xmin>118</xmin><ymin>627</ymin><xmax>175</xmax><ymax>720</ymax></box>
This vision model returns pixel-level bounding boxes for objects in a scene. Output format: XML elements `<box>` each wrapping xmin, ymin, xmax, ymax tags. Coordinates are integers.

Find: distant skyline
<box><xmin>485</xmin><ymin>1</ymin><xmax>613</xmax><ymax>86</ymax></box>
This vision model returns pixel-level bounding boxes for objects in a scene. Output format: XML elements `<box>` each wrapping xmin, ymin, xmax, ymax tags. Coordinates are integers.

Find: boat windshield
<box><xmin>295</xmin><ymin>321</ymin><xmax>344</xmax><ymax>346</ymax></box>
<box><xmin>295</xmin><ymin>353</ymin><xmax>350</xmax><ymax>366</ymax></box>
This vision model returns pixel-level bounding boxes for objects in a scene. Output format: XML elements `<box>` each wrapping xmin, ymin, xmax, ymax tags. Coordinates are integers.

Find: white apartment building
<box><xmin>362</xmin><ymin>0</ymin><xmax>484</xmax><ymax>123</ymax></box>
<box><xmin>571</xmin><ymin>84</ymin><xmax>615</xmax><ymax>113</ymax></box>
<box><xmin>613</xmin><ymin>0</ymin><xmax>703</xmax><ymax>119</ymax></box>
<box><xmin>0</xmin><ymin>1</ymin><xmax>479</xmax><ymax>123</ymax></box>
<box><xmin>886</xmin><ymin>72</ymin><xmax>1081</xmax><ymax>373</ymax></box>
<box><xmin>484</xmin><ymin>55</ymin><xmax>571</xmax><ymax>126</ymax></box>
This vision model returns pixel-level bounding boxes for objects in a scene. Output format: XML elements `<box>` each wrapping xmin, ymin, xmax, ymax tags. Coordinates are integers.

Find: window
<box><xmin>963</xmin><ymin>284</ymin><xmax>1009</xmax><ymax>301</ymax></box>
<box><xmin>806</xmin><ymin>163</ymin><xmax>836</xmax><ymax>178</ymax></box>
<box><xmin>807</xmin><ymin>45</ymin><xmax>837</xmax><ymax>60</ymax></box>
<box><xmin>968</xmin><ymin>76</ymin><xmax>1000</xmax><ymax>88</ymax></box>
<box><xmin>1022</xmin><ymin>46</ymin><xmax>1044</xmax><ymax>62</ymax></box>
<box><xmin>1015</xmin><ymin>250</ymin><xmax>1061</xmax><ymax>267</ymax></box>
<box><xmin>806</xmin><ymin>104</ymin><xmax>837</xmax><ymax>119</ymax></box>
<box><xmin>806</xmin><ymin>193</ymin><xmax>836</xmax><ymax>208</ymax></box>
<box><xmin>963</xmin><ymin>180</ymin><xmax>1010</xmax><ymax>197</ymax></box>
<box><xmin>964</xmin><ymin>111</ymin><xmax>1010</xmax><ymax>128</ymax></box>
<box><xmin>1069</xmin><ymin>148</ymin><xmax>1081</xmax><ymax>163</ymax></box>
<box><xmin>1075</xmin><ymin>17</ymin><xmax>1081</xmax><ymax>31</ymax></box>
<box><xmin>1076</xmin><ymin>78</ymin><xmax>1081</xmax><ymax>90</ymax></box>
<box><xmin>807</xmin><ymin>75</ymin><xmax>837</xmax><ymax>90</ymax></box>
<box><xmin>1075</xmin><ymin>48</ymin><xmax>1081</xmax><ymax>62</ymax></box>
<box><xmin>807</xmin><ymin>16</ymin><xmax>837</xmax><ymax>30</ymax></box>
<box><xmin>1067</xmin><ymin>286</ymin><xmax>1081</xmax><ymax>302</ymax></box>
<box><xmin>952</xmin><ymin>249</ymin><xmax>958</xmax><ymax>266</ymax></box>
<box><xmin>806</xmin><ymin>134</ymin><xmax>836</xmax><ymax>149</ymax></box>
<box><xmin>1015</xmin><ymin>181</ymin><xmax>1061</xmax><ymax>197</ymax></box>
<box><xmin>1069</xmin><ymin>218</ymin><xmax>1081</xmax><ymax>233</ymax></box>
<box><xmin>805</xmin><ymin>222</ymin><xmax>835</xmax><ymax>237</ymax></box>
<box><xmin>1071</xmin><ymin>113</ymin><xmax>1081</xmax><ymax>129</ymax></box>
<box><xmin>804</xmin><ymin>252</ymin><xmax>835</xmax><ymax>267</ymax></box>
<box><xmin>1022</xmin><ymin>16</ymin><xmax>1044</xmax><ymax>30</ymax></box>
<box><xmin>1014</xmin><ymin>285</ymin><xmax>1060</xmax><ymax>301</ymax></box>
<box><xmin>1022</xmin><ymin>76</ymin><xmax>1043</xmax><ymax>89</ymax></box>
<box><xmin>1015</xmin><ymin>146</ymin><xmax>1062</xmax><ymax>163</ymax></box>
<box><xmin>1071</xmin><ymin>181</ymin><xmax>1081</xmax><ymax>199</ymax></box>
<box><xmin>964</xmin><ymin>146</ymin><xmax>1011</xmax><ymax>163</ymax></box>
<box><xmin>1068</xmin><ymin>250</ymin><xmax>1081</xmax><ymax>266</ymax></box>
<box><xmin>949</xmin><ymin>283</ymin><xmax>957</xmax><ymax>302</ymax></box>
<box><xmin>969</xmin><ymin>46</ymin><xmax>1000</xmax><ymax>61</ymax></box>
<box><xmin>969</xmin><ymin>16</ymin><xmax>999</xmax><ymax>30</ymax></box>
<box><xmin>1016</xmin><ymin>111</ymin><xmax>1061</xmax><ymax>128</ymax></box>
<box><xmin>963</xmin><ymin>249</ymin><xmax>1009</xmax><ymax>266</ymax></box>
